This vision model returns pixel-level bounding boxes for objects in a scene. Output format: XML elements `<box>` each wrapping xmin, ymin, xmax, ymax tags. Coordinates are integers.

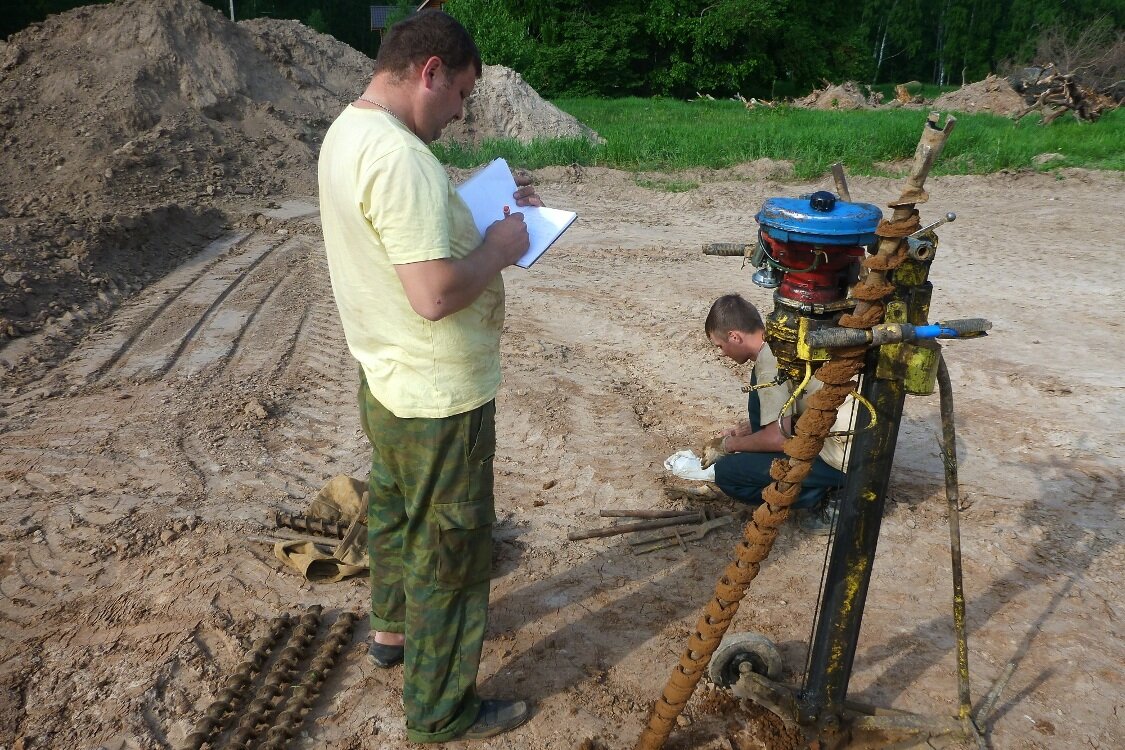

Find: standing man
<box><xmin>700</xmin><ymin>294</ymin><xmax>850</xmax><ymax>534</ymax></box>
<box><xmin>318</xmin><ymin>11</ymin><xmax>541</xmax><ymax>743</ymax></box>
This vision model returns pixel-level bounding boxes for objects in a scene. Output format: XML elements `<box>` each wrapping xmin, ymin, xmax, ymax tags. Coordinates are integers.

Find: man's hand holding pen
<box><xmin>487</xmin><ymin>204</ymin><xmax>529</xmax><ymax>266</ymax></box>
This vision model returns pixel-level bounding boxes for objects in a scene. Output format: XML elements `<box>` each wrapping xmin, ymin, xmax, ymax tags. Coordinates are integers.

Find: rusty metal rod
<box><xmin>274</xmin><ymin>511</ymin><xmax>354</xmax><ymax>539</ymax></box>
<box><xmin>179</xmin><ymin>613</ymin><xmax>292</xmax><ymax>750</ymax></box>
<box><xmin>938</xmin><ymin>353</ymin><xmax>972</xmax><ymax>719</ymax></box>
<box><xmin>831</xmin><ymin>163</ymin><xmax>852</xmax><ymax>202</ymax></box>
<box><xmin>261</xmin><ymin>611</ymin><xmax>356</xmax><ymax>749</ymax></box>
<box><xmin>599</xmin><ymin>509</ymin><xmax>699</xmax><ymax>519</ymax></box>
<box><xmin>227</xmin><ymin>606</ymin><xmax>322</xmax><ymax>749</ymax></box>
<box><xmin>568</xmin><ymin>513</ymin><xmax>701</xmax><ymax>541</ymax></box>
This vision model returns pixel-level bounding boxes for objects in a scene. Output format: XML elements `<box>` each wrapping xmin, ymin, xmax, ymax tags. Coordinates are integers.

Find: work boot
<box><xmin>367</xmin><ymin>641</ymin><xmax>404</xmax><ymax>669</ymax></box>
<box><xmin>457</xmin><ymin>699</ymin><xmax>531</xmax><ymax>740</ymax></box>
<box><xmin>797</xmin><ymin>493</ymin><xmax>838</xmax><ymax>536</ymax></box>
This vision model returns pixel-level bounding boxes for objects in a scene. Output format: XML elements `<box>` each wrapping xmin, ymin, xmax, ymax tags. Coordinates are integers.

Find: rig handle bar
<box><xmin>703</xmin><ymin>242</ymin><xmax>754</xmax><ymax>256</ymax></box>
<box><xmin>807</xmin><ymin>318</ymin><xmax>992</xmax><ymax>349</ymax></box>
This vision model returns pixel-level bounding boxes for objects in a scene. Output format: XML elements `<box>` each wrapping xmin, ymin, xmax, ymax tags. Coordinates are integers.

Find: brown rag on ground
<box><xmin>273</xmin><ymin>475</ymin><xmax>369</xmax><ymax>582</ymax></box>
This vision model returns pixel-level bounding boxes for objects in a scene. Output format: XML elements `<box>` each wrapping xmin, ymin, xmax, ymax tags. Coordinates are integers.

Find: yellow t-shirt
<box><xmin>319</xmin><ymin>106</ymin><xmax>504</xmax><ymax>418</ymax></box>
<box><xmin>753</xmin><ymin>345</ymin><xmax>854</xmax><ymax>472</ymax></box>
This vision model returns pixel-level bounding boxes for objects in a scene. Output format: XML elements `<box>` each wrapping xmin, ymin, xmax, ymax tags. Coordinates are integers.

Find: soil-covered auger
<box><xmin>637</xmin><ymin>113</ymin><xmax>997</xmax><ymax>750</ymax></box>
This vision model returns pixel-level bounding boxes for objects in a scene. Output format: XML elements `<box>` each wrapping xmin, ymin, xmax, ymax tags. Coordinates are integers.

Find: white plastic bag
<box><xmin>664</xmin><ymin>450</ymin><xmax>716</xmax><ymax>482</ymax></box>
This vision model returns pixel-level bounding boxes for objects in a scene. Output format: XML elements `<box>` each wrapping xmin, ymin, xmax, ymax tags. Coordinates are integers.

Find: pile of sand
<box><xmin>0</xmin><ymin>0</ymin><xmax>599</xmax><ymax>351</ymax></box>
<box><xmin>932</xmin><ymin>74</ymin><xmax>1026</xmax><ymax>116</ymax></box>
<box><xmin>440</xmin><ymin>64</ymin><xmax>604</xmax><ymax>146</ymax></box>
<box><xmin>793</xmin><ymin>81</ymin><xmax>871</xmax><ymax>110</ymax></box>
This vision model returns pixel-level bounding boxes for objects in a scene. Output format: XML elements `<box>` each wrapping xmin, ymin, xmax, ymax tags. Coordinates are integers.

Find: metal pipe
<box><xmin>568</xmin><ymin>513</ymin><xmax>702</xmax><ymax>541</ymax></box>
<box><xmin>938</xmin><ymin>353</ymin><xmax>972</xmax><ymax>718</ymax></box>
<box><xmin>599</xmin><ymin>509</ymin><xmax>702</xmax><ymax>519</ymax></box>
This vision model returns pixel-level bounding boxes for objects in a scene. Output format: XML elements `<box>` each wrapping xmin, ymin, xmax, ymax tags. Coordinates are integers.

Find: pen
<box><xmin>503</xmin><ymin>205</ymin><xmax>510</xmax><ymax>218</ymax></box>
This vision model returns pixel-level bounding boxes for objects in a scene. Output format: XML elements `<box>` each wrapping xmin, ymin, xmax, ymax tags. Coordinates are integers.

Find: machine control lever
<box><xmin>807</xmin><ymin>318</ymin><xmax>992</xmax><ymax>349</ymax></box>
<box><xmin>703</xmin><ymin>242</ymin><xmax>754</xmax><ymax>256</ymax></box>
<box><xmin>911</xmin><ymin>212</ymin><xmax>957</xmax><ymax>238</ymax></box>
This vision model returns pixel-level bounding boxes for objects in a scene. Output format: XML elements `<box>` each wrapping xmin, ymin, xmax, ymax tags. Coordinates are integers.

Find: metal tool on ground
<box><xmin>179</xmin><ymin>613</ymin><xmax>293</xmax><ymax>750</ymax></box>
<box><xmin>599</xmin><ymin>509</ymin><xmax>707</xmax><ymax>519</ymax></box>
<box><xmin>638</xmin><ymin>113</ymin><xmax>993</xmax><ymax>750</ymax></box>
<box><xmin>260</xmin><ymin>611</ymin><xmax>356</xmax><ymax>750</ymax></box>
<box><xmin>630</xmin><ymin>514</ymin><xmax>734</xmax><ymax>555</ymax></box>
<box><xmin>178</xmin><ymin>606</ymin><xmax>357</xmax><ymax>750</ymax></box>
<box><xmin>567</xmin><ymin>511</ymin><xmax>704</xmax><ymax>541</ymax></box>
<box><xmin>274</xmin><ymin>510</ymin><xmax>356</xmax><ymax>539</ymax></box>
<box><xmin>226</xmin><ymin>606</ymin><xmax>323</xmax><ymax>750</ymax></box>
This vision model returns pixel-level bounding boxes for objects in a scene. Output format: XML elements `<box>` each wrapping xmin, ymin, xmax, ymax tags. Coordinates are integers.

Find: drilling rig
<box><xmin>637</xmin><ymin>113</ymin><xmax>994</xmax><ymax>749</ymax></box>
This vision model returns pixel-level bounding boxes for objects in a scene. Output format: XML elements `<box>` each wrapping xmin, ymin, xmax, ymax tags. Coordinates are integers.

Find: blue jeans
<box><xmin>714</xmin><ymin>451</ymin><xmax>843</xmax><ymax>510</ymax></box>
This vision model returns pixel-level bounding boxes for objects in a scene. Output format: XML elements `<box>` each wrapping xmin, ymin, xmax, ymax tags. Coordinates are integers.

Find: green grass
<box><xmin>634</xmin><ymin>176</ymin><xmax>700</xmax><ymax>192</ymax></box>
<box><xmin>431</xmin><ymin>97</ymin><xmax>1124</xmax><ymax>177</ymax></box>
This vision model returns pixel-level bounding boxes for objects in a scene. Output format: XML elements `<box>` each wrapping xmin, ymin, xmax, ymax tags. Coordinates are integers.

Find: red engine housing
<box><xmin>760</xmin><ymin>232</ymin><xmax>864</xmax><ymax>305</ymax></box>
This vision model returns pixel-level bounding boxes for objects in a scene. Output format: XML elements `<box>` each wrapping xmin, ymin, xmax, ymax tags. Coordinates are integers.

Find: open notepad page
<box><xmin>456</xmin><ymin>158</ymin><xmax>577</xmax><ymax>268</ymax></box>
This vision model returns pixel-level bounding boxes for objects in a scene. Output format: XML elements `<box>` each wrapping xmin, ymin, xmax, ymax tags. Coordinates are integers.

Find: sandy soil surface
<box><xmin>1</xmin><ymin>1</ymin><xmax>1123</xmax><ymax>749</ymax></box>
<box><xmin>2</xmin><ymin>162</ymin><xmax>1123</xmax><ymax>750</ymax></box>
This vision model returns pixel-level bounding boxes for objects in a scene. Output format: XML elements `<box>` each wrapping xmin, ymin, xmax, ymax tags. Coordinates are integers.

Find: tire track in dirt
<box><xmin>255</xmin><ymin>245</ymin><xmax>370</xmax><ymax>500</ymax></box>
<box><xmin>62</xmin><ymin>231</ymin><xmax>251</xmax><ymax>385</ymax></box>
<box><xmin>221</xmin><ymin>239</ymin><xmax>313</xmax><ymax>380</ymax></box>
<box><xmin>173</xmin><ymin>235</ymin><xmax>307</xmax><ymax>379</ymax></box>
<box><xmin>100</xmin><ymin>233</ymin><xmax>287</xmax><ymax>383</ymax></box>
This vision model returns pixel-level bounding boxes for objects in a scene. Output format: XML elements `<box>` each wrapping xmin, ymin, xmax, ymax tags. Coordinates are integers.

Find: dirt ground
<box><xmin>2</xmin><ymin>161</ymin><xmax>1123</xmax><ymax>750</ymax></box>
<box><xmin>2</xmin><ymin>1</ymin><xmax>1124</xmax><ymax>749</ymax></box>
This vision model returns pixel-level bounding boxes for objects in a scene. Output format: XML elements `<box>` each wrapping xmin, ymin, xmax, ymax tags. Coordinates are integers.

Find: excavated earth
<box><xmin>2</xmin><ymin>2</ymin><xmax>1123</xmax><ymax>750</ymax></box>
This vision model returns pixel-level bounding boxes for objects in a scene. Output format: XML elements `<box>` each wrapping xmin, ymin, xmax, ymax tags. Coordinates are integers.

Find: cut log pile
<box><xmin>895</xmin><ymin>81</ymin><xmax>924</xmax><ymax>104</ymax></box>
<box><xmin>1010</xmin><ymin>63</ymin><xmax>1120</xmax><ymax>124</ymax></box>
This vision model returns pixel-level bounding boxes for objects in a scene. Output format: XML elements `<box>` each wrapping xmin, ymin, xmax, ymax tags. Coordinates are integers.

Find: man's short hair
<box><xmin>705</xmin><ymin>294</ymin><xmax>764</xmax><ymax>337</ymax></box>
<box><xmin>374</xmin><ymin>10</ymin><xmax>482</xmax><ymax>80</ymax></box>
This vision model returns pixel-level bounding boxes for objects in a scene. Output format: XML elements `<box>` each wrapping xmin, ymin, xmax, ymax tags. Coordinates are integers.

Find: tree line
<box><xmin>4</xmin><ymin>0</ymin><xmax>1121</xmax><ymax>99</ymax></box>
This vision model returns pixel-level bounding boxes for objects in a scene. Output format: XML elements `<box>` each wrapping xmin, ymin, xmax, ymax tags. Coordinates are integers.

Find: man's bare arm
<box><xmin>395</xmin><ymin>174</ymin><xmax>543</xmax><ymax>321</ymax></box>
<box><xmin>394</xmin><ymin>213</ymin><xmax>528</xmax><ymax>321</ymax></box>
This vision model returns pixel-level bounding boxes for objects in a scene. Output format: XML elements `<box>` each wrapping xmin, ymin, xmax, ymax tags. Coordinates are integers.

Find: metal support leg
<box><xmin>799</xmin><ymin>349</ymin><xmax>906</xmax><ymax>723</ymax></box>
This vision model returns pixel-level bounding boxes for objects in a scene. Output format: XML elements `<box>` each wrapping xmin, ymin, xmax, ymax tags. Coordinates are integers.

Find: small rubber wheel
<box><xmin>708</xmin><ymin>632</ymin><xmax>783</xmax><ymax>687</ymax></box>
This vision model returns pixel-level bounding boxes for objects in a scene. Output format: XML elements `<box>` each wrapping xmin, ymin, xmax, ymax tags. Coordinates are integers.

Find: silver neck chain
<box><xmin>357</xmin><ymin>95</ymin><xmax>406</xmax><ymax>127</ymax></box>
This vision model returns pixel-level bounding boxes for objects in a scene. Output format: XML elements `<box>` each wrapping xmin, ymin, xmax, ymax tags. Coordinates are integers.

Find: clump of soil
<box><xmin>0</xmin><ymin>0</ymin><xmax>595</xmax><ymax>365</ymax></box>
<box><xmin>932</xmin><ymin>74</ymin><xmax>1027</xmax><ymax>116</ymax></box>
<box><xmin>792</xmin><ymin>81</ymin><xmax>872</xmax><ymax>110</ymax></box>
<box><xmin>439</xmin><ymin>64</ymin><xmax>604</xmax><ymax>146</ymax></box>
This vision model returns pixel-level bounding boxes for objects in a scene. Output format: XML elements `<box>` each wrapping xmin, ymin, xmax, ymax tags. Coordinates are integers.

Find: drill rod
<box><xmin>938</xmin><ymin>353</ymin><xmax>972</xmax><ymax>719</ymax></box>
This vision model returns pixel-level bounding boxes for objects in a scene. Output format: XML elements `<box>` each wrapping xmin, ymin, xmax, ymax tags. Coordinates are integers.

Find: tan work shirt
<box><xmin>753</xmin><ymin>345</ymin><xmax>853</xmax><ymax>472</ymax></box>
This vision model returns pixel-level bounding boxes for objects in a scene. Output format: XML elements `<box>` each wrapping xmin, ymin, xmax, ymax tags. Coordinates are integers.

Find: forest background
<box><xmin>5</xmin><ymin>0</ymin><xmax>1123</xmax><ymax>101</ymax></box>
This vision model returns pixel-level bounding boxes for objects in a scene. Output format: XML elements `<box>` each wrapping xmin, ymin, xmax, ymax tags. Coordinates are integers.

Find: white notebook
<box><xmin>456</xmin><ymin>158</ymin><xmax>577</xmax><ymax>268</ymax></box>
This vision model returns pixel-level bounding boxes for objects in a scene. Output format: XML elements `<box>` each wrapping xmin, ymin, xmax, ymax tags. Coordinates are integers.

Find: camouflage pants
<box><xmin>358</xmin><ymin>374</ymin><xmax>496</xmax><ymax>743</ymax></box>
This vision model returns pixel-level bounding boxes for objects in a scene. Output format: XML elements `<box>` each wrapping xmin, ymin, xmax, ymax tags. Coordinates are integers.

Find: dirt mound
<box><xmin>0</xmin><ymin>0</ymin><xmax>358</xmax><ymax>214</ymax></box>
<box><xmin>440</xmin><ymin>64</ymin><xmax>604</xmax><ymax>146</ymax></box>
<box><xmin>240</xmin><ymin>17</ymin><xmax>373</xmax><ymax>100</ymax></box>
<box><xmin>0</xmin><ymin>0</ymin><xmax>375</xmax><ymax>360</ymax></box>
<box><xmin>932</xmin><ymin>74</ymin><xmax>1026</xmax><ymax>116</ymax></box>
<box><xmin>793</xmin><ymin>81</ymin><xmax>871</xmax><ymax>110</ymax></box>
